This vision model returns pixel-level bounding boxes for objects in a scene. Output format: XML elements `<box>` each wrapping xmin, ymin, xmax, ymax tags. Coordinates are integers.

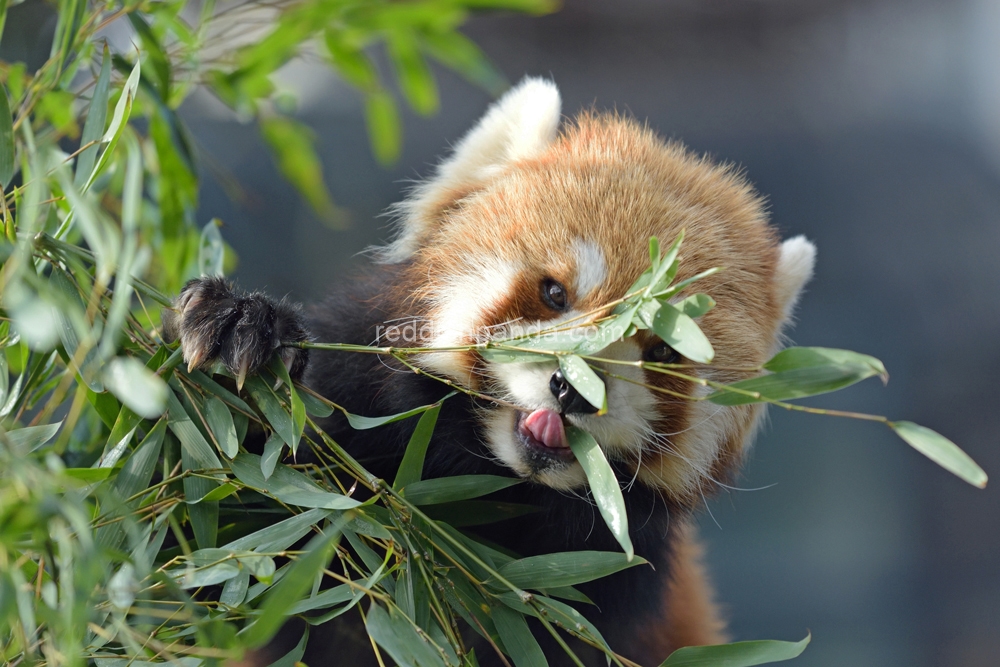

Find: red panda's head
<box><xmin>378</xmin><ymin>79</ymin><xmax>815</xmax><ymax>507</ymax></box>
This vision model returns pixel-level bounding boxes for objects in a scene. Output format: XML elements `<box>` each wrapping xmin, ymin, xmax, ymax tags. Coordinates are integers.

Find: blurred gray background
<box><xmin>180</xmin><ymin>1</ymin><xmax>1000</xmax><ymax>665</ymax></box>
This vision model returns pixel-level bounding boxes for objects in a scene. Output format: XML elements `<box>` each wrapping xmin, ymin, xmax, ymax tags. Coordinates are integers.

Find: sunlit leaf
<box><xmin>364</xmin><ymin>89</ymin><xmax>402</xmax><ymax>165</ymax></box>
<box><xmin>3</xmin><ymin>422</ymin><xmax>62</xmax><ymax>452</ymax></box>
<box><xmin>646</xmin><ymin>302</ymin><xmax>715</xmax><ymax>364</ymax></box>
<box><xmin>198</xmin><ymin>218</ymin><xmax>225</xmax><ymax>277</ymax></box>
<box><xmin>558</xmin><ymin>355</ymin><xmax>606</xmax><ymax>414</ymax></box>
<box><xmin>74</xmin><ymin>44</ymin><xmax>112</xmax><ymax>188</ymax></box>
<box><xmin>103</xmin><ymin>357</ymin><xmax>168</xmax><ymax>419</ymax></box>
<box><xmin>566</xmin><ymin>426</ymin><xmax>633</xmax><ymax>560</ymax></box>
<box><xmin>387</xmin><ymin>28</ymin><xmax>438</xmax><ymax>115</ymax></box>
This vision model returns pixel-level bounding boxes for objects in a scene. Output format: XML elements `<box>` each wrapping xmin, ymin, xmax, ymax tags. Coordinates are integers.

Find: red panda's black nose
<box><xmin>549</xmin><ymin>369</ymin><xmax>601</xmax><ymax>415</ymax></box>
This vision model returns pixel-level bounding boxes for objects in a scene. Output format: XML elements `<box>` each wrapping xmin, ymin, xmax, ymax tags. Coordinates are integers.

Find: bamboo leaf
<box><xmin>364</xmin><ymin>89</ymin><xmax>402</xmax><ymax>165</ymax></box>
<box><xmin>198</xmin><ymin>219</ymin><xmax>225</xmax><ymax>277</ymax></box>
<box><xmin>74</xmin><ymin>44</ymin><xmax>112</xmax><ymax>188</ymax></box>
<box><xmin>260</xmin><ymin>115</ymin><xmax>343</xmax><ymax>228</ymax></box>
<box><xmin>365</xmin><ymin>602</ymin><xmax>448</xmax><ymax>667</ymax></box>
<box><xmin>420</xmin><ymin>30</ymin><xmax>506</xmax><ymax>96</ymax></box>
<box><xmin>103</xmin><ymin>357</ymin><xmax>168</xmax><ymax>419</ymax></box>
<box><xmin>204</xmin><ymin>395</ymin><xmax>238</xmax><ymax>459</ymax></box>
<box><xmin>496</xmin><ymin>551</ymin><xmax>646</xmax><ymax>590</ymax></box>
<box><xmin>566</xmin><ymin>426</ymin><xmax>633</xmax><ymax>560</ymax></box>
<box><xmin>261</xmin><ymin>431</ymin><xmax>283</xmax><ymax>480</ymax></box>
<box><xmin>3</xmin><ymin>422</ymin><xmax>62</xmax><ymax>452</ymax></box>
<box><xmin>709</xmin><ymin>347</ymin><xmax>888</xmax><ymax>406</ymax></box>
<box><xmin>659</xmin><ymin>634</ymin><xmax>811</xmax><ymax>666</ymax></box>
<box><xmin>492</xmin><ymin>604</ymin><xmax>548</xmax><ymax>667</ymax></box>
<box><xmin>223</xmin><ymin>508</ymin><xmax>333</xmax><ymax>553</ymax></box>
<box><xmin>401</xmin><ymin>475</ymin><xmax>522</xmax><ymax>506</ymax></box>
<box><xmin>646</xmin><ymin>302</ymin><xmax>715</xmax><ymax>364</ymax></box>
<box><xmin>231</xmin><ymin>453</ymin><xmax>361</xmax><ymax>510</ymax></box>
<box><xmin>393</xmin><ymin>401</ymin><xmax>442</xmax><ymax>490</ymax></box>
<box><xmin>245</xmin><ymin>375</ymin><xmax>297</xmax><ymax>451</ymax></box>
<box><xmin>85</xmin><ymin>58</ymin><xmax>140</xmax><ymax>191</ymax></box>
<box><xmin>558</xmin><ymin>355</ymin><xmax>606</xmax><ymax>414</ymax></box>
<box><xmin>0</xmin><ymin>82</ymin><xmax>13</xmax><ymax>189</ymax></box>
<box><xmin>890</xmin><ymin>421</ymin><xmax>988</xmax><ymax>488</ymax></box>
<box><xmin>243</xmin><ymin>523</ymin><xmax>343</xmax><ymax>647</ymax></box>
<box><xmin>387</xmin><ymin>28</ymin><xmax>438</xmax><ymax>116</ymax></box>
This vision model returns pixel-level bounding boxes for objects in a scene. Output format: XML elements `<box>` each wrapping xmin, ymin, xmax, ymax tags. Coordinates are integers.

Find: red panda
<box><xmin>169</xmin><ymin>78</ymin><xmax>816</xmax><ymax>666</ymax></box>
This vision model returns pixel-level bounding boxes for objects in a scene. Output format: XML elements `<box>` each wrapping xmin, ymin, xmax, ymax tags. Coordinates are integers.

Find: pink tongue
<box><xmin>522</xmin><ymin>409</ymin><xmax>568</xmax><ymax>449</ymax></box>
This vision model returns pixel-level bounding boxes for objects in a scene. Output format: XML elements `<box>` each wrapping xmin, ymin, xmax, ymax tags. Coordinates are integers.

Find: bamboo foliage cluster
<box><xmin>0</xmin><ymin>1</ymin><xmax>986</xmax><ymax>666</ymax></box>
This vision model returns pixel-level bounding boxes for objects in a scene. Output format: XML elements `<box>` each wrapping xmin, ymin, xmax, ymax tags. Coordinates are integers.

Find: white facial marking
<box><xmin>419</xmin><ymin>255</ymin><xmax>520</xmax><ymax>382</ymax></box>
<box><xmin>573</xmin><ymin>239</ymin><xmax>607</xmax><ymax>299</ymax></box>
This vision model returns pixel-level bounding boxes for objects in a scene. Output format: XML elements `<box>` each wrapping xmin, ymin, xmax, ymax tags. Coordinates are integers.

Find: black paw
<box><xmin>162</xmin><ymin>277</ymin><xmax>310</xmax><ymax>386</ymax></box>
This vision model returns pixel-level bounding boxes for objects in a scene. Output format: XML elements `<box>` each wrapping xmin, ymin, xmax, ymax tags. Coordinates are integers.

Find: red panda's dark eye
<box><xmin>541</xmin><ymin>279</ymin><xmax>568</xmax><ymax>311</ymax></box>
<box><xmin>645</xmin><ymin>342</ymin><xmax>680</xmax><ymax>364</ymax></box>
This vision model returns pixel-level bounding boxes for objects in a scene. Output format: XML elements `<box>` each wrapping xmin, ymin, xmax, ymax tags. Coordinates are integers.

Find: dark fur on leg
<box><xmin>164</xmin><ymin>277</ymin><xmax>310</xmax><ymax>381</ymax></box>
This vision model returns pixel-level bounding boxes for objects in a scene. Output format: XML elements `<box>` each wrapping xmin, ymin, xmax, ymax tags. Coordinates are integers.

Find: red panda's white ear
<box><xmin>775</xmin><ymin>236</ymin><xmax>816</xmax><ymax>324</ymax></box>
<box><xmin>380</xmin><ymin>77</ymin><xmax>562</xmax><ymax>262</ymax></box>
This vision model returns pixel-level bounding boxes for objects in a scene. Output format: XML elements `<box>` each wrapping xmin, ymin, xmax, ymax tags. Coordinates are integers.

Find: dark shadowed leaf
<box><xmin>890</xmin><ymin>421</ymin><xmax>988</xmax><ymax>488</ymax></box>
<box><xmin>566</xmin><ymin>426</ymin><xmax>633</xmax><ymax>560</ymax></box>
<box><xmin>492</xmin><ymin>604</ymin><xmax>547</xmax><ymax>667</ymax></box>
<box><xmin>658</xmin><ymin>634</ymin><xmax>810</xmax><ymax>667</ymax></box>
<box><xmin>365</xmin><ymin>602</ymin><xmax>448</xmax><ymax>667</ymax></box>
<box><xmin>422</xmin><ymin>500</ymin><xmax>538</xmax><ymax>527</ymax></box>
<box><xmin>496</xmin><ymin>551</ymin><xmax>645</xmax><ymax>590</ymax></box>
<box><xmin>204</xmin><ymin>395</ymin><xmax>238</xmax><ymax>458</ymax></box>
<box><xmin>243</xmin><ymin>523</ymin><xmax>342</xmax><ymax>647</ymax></box>
<box><xmin>401</xmin><ymin>475</ymin><xmax>521</xmax><ymax>505</ymax></box>
<box><xmin>245</xmin><ymin>375</ymin><xmax>297</xmax><ymax>451</ymax></box>
<box><xmin>393</xmin><ymin>401</ymin><xmax>442</xmax><ymax>490</ymax></box>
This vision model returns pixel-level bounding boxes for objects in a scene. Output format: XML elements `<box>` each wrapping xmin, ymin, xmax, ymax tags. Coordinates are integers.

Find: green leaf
<box><xmin>103</xmin><ymin>357</ymin><xmax>168</xmax><ymax>418</ymax></box>
<box><xmin>287</xmin><ymin>583</ymin><xmax>353</xmax><ymax>614</ymax></box>
<box><xmin>709</xmin><ymin>347</ymin><xmax>889</xmax><ymax>406</ymax></box>
<box><xmin>393</xmin><ymin>400</ymin><xmax>442</xmax><ymax>490</ymax></box>
<box><xmin>230</xmin><ymin>453</ymin><xmax>361</xmax><ymax>510</ymax></box>
<box><xmin>223</xmin><ymin>508</ymin><xmax>333</xmax><ymax>553</ymax></box>
<box><xmin>659</xmin><ymin>634</ymin><xmax>811</xmax><ymax>667</ymax></box>
<box><xmin>261</xmin><ymin>431</ymin><xmax>283</xmax><ymax>480</ymax></box>
<box><xmin>558</xmin><ymin>355</ymin><xmax>606</xmax><ymax>414</ymax></box>
<box><xmin>62</xmin><ymin>467</ymin><xmax>113</xmax><ymax>483</ymax></box>
<box><xmin>763</xmin><ymin>346</ymin><xmax>887</xmax><ymax>376</ymax></box>
<box><xmin>167</xmin><ymin>391</ymin><xmax>222</xmax><ymax>547</ymax></box>
<box><xmin>324</xmin><ymin>30</ymin><xmax>378</xmax><ymax>90</ymax></box>
<box><xmin>365</xmin><ymin>89</ymin><xmax>402</xmax><ymax>165</ymax></box>
<box><xmin>647</xmin><ymin>232</ymin><xmax>684</xmax><ymax>295</ymax></box>
<box><xmin>198</xmin><ymin>219</ymin><xmax>225</xmax><ymax>277</ymax></box>
<box><xmin>674</xmin><ymin>293</ymin><xmax>716</xmax><ymax>319</ymax></box>
<box><xmin>75</xmin><ymin>44</ymin><xmax>112</xmax><ymax>188</ymax></box>
<box><xmin>243</xmin><ymin>523</ymin><xmax>343</xmax><ymax>647</ymax></box>
<box><xmin>566</xmin><ymin>426</ymin><xmax>633</xmax><ymax>560</ymax></box>
<box><xmin>268</xmin><ymin>626</ymin><xmax>309</xmax><ymax>667</ymax></box>
<box><xmin>127</xmin><ymin>13</ymin><xmax>171</xmax><ymax>100</ymax></box>
<box><xmin>3</xmin><ymin>421</ymin><xmax>62</xmax><ymax>451</ymax></box>
<box><xmin>646</xmin><ymin>302</ymin><xmax>715</xmax><ymax>364</ymax></box>
<box><xmin>204</xmin><ymin>395</ymin><xmax>238</xmax><ymax>458</ymax></box>
<box><xmin>260</xmin><ymin>115</ymin><xmax>343</xmax><ymax>228</ymax></box>
<box><xmin>365</xmin><ymin>602</ymin><xmax>447</xmax><ymax>667</ymax></box>
<box><xmin>85</xmin><ymin>57</ymin><xmax>140</xmax><ymax>191</ymax></box>
<box><xmin>890</xmin><ymin>421</ymin><xmax>988</xmax><ymax>488</ymax></box>
<box><xmin>401</xmin><ymin>475</ymin><xmax>522</xmax><ymax>505</ymax></box>
<box><xmin>269</xmin><ymin>357</ymin><xmax>306</xmax><ymax>456</ymax></box>
<box><xmin>245</xmin><ymin>375</ymin><xmax>297</xmax><ymax>451</ymax></box>
<box><xmin>387</xmin><ymin>28</ymin><xmax>439</xmax><ymax>116</ymax></box>
<box><xmin>420</xmin><ymin>30</ymin><xmax>506</xmax><ymax>96</ymax></box>
<box><xmin>298</xmin><ymin>389</ymin><xmax>334</xmax><ymax>418</ymax></box>
<box><xmin>492</xmin><ymin>604</ymin><xmax>547</xmax><ymax>667</ymax></box>
<box><xmin>0</xmin><ymin>82</ymin><xmax>13</xmax><ymax>189</ymax></box>
<box><xmin>496</xmin><ymin>551</ymin><xmax>645</xmax><ymax>590</ymax></box>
